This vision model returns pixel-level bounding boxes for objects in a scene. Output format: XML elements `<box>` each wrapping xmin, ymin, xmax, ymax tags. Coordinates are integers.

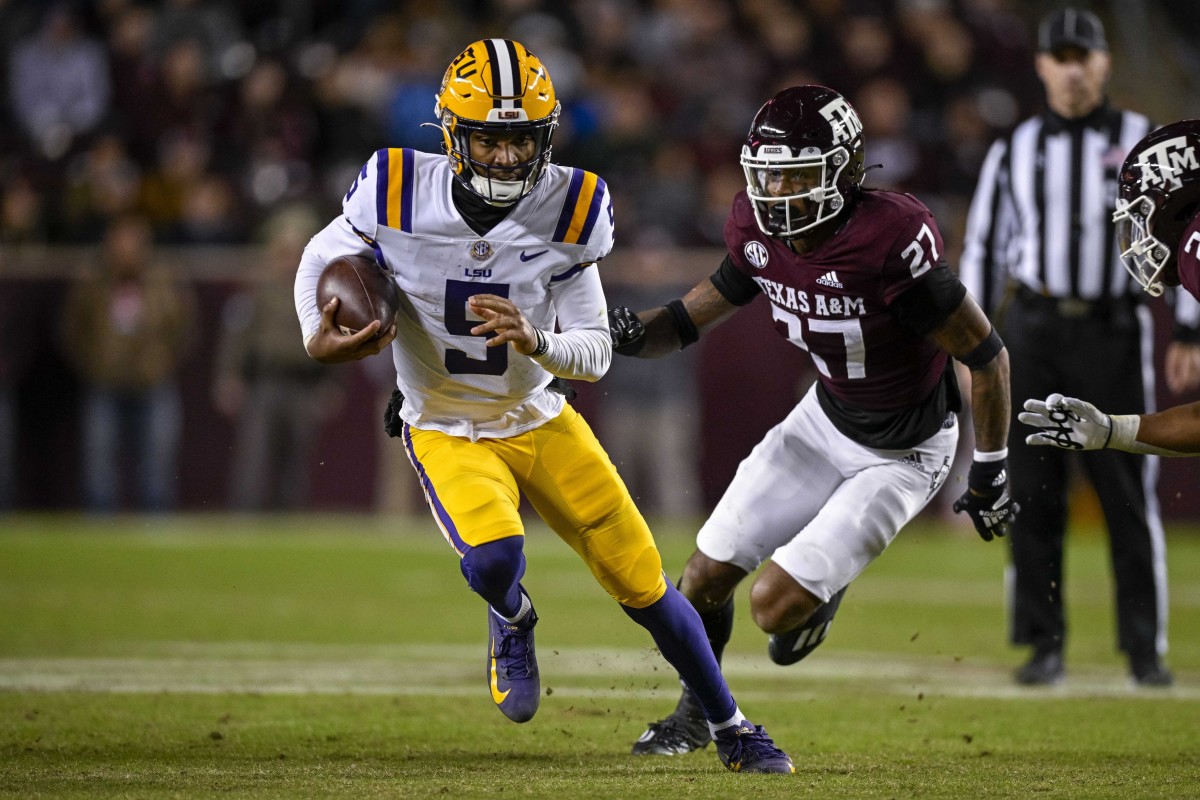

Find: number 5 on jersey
<box><xmin>444</xmin><ymin>279</ymin><xmax>510</xmax><ymax>375</ymax></box>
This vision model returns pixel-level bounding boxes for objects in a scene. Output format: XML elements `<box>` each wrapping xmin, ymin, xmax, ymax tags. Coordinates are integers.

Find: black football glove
<box><xmin>383</xmin><ymin>388</ymin><xmax>404</xmax><ymax>438</ymax></box>
<box><xmin>608</xmin><ymin>305</ymin><xmax>646</xmax><ymax>356</ymax></box>
<box><xmin>547</xmin><ymin>376</ymin><xmax>577</xmax><ymax>402</ymax></box>
<box><xmin>952</xmin><ymin>458</ymin><xmax>1019</xmax><ymax>542</ymax></box>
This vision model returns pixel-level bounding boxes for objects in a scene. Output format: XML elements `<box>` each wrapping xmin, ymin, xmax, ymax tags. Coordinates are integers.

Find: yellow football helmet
<box><xmin>434</xmin><ymin>38</ymin><xmax>560</xmax><ymax>205</ymax></box>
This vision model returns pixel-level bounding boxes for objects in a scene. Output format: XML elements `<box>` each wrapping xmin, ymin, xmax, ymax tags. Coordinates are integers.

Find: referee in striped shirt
<box><xmin>960</xmin><ymin>8</ymin><xmax>1200</xmax><ymax>688</ymax></box>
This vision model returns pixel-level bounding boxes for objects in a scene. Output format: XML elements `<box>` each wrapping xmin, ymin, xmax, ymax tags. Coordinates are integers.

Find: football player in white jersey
<box><xmin>293</xmin><ymin>39</ymin><xmax>793</xmax><ymax>773</ymax></box>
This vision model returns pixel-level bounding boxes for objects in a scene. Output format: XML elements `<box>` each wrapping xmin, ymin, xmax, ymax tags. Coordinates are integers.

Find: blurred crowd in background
<box><xmin>2</xmin><ymin>0</ymin><xmax>1169</xmax><ymax>252</ymax></box>
<box><xmin>1</xmin><ymin>0</ymin><xmax>1197</xmax><ymax>515</ymax></box>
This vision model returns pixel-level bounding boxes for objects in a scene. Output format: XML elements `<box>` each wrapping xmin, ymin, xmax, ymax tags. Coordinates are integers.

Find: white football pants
<box><xmin>697</xmin><ymin>384</ymin><xmax>959</xmax><ymax>602</ymax></box>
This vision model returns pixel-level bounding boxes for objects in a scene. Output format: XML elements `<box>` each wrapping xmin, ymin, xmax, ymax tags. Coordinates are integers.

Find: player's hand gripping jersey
<box><xmin>295</xmin><ymin>148</ymin><xmax>614</xmax><ymax>439</ymax></box>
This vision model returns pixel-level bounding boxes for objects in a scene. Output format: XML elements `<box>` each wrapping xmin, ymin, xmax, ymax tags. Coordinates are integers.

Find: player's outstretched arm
<box><xmin>304</xmin><ymin>296</ymin><xmax>396</xmax><ymax>364</ymax></box>
<box><xmin>1133</xmin><ymin>402</ymin><xmax>1200</xmax><ymax>453</ymax></box>
<box><xmin>1021</xmin><ymin>394</ymin><xmax>1200</xmax><ymax>455</ymax></box>
<box><xmin>609</xmin><ymin>278</ymin><xmax>739</xmax><ymax>358</ymax></box>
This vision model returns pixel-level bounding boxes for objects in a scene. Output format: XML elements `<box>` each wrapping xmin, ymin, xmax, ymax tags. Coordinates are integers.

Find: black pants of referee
<box><xmin>1001</xmin><ymin>294</ymin><xmax>1167</xmax><ymax>663</ymax></box>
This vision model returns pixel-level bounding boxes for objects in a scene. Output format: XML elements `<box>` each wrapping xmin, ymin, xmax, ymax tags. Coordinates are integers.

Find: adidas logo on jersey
<box><xmin>816</xmin><ymin>271</ymin><xmax>844</xmax><ymax>289</ymax></box>
<box><xmin>898</xmin><ymin>453</ymin><xmax>924</xmax><ymax>472</ymax></box>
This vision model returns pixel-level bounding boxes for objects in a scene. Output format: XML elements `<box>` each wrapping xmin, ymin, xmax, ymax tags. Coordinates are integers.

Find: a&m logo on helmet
<box><xmin>1135</xmin><ymin>136</ymin><xmax>1199</xmax><ymax>191</ymax></box>
<box><xmin>744</xmin><ymin>241</ymin><xmax>769</xmax><ymax>268</ymax></box>
<box><xmin>820</xmin><ymin>97</ymin><xmax>863</xmax><ymax>146</ymax></box>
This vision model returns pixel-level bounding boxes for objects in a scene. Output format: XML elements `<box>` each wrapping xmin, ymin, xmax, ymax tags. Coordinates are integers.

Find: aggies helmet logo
<box><xmin>1133</xmin><ymin>135</ymin><xmax>1199</xmax><ymax>191</ymax></box>
<box><xmin>820</xmin><ymin>97</ymin><xmax>864</xmax><ymax>146</ymax></box>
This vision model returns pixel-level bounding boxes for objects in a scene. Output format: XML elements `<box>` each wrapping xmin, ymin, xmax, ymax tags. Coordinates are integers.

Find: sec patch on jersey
<box><xmin>316</xmin><ymin>254</ymin><xmax>399</xmax><ymax>338</ymax></box>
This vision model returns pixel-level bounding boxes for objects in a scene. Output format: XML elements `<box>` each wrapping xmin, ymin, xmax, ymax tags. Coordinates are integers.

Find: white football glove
<box><xmin>1019</xmin><ymin>393</ymin><xmax>1112</xmax><ymax>451</ymax></box>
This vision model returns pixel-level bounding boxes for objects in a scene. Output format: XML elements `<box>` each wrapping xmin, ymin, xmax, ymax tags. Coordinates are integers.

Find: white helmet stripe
<box><xmin>484</xmin><ymin>38</ymin><xmax>519</xmax><ymax>110</ymax></box>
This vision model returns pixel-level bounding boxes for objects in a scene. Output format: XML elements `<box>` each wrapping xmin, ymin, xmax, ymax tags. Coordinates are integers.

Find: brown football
<box><xmin>316</xmin><ymin>254</ymin><xmax>399</xmax><ymax>338</ymax></box>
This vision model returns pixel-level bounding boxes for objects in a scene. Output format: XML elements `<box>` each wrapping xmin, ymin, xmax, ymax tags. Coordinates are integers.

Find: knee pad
<box><xmin>460</xmin><ymin>537</ymin><xmax>526</xmax><ymax>609</ymax></box>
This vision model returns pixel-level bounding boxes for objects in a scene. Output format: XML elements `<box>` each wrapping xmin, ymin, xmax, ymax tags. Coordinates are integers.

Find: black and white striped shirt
<box><xmin>960</xmin><ymin>104</ymin><xmax>1200</xmax><ymax>327</ymax></box>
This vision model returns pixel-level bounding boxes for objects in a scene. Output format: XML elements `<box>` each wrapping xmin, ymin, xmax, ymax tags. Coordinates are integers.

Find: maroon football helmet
<box><xmin>740</xmin><ymin>85</ymin><xmax>867</xmax><ymax>239</ymax></box>
<box><xmin>1113</xmin><ymin>119</ymin><xmax>1200</xmax><ymax>296</ymax></box>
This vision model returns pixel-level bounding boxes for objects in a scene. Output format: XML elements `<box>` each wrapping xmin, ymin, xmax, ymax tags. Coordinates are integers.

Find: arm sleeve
<box><xmin>294</xmin><ymin>215</ymin><xmax>376</xmax><ymax>346</ymax></box>
<box><xmin>889</xmin><ymin>264</ymin><xmax>968</xmax><ymax>336</ymax></box>
<box><xmin>959</xmin><ymin>137</ymin><xmax>1012</xmax><ymax>312</ymax></box>
<box><xmin>531</xmin><ymin>265</ymin><xmax>612</xmax><ymax>381</ymax></box>
<box><xmin>710</xmin><ymin>254</ymin><xmax>762</xmax><ymax>306</ymax></box>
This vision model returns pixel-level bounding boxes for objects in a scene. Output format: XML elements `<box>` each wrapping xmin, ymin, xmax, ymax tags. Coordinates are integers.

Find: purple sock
<box><xmin>622</xmin><ymin>581</ymin><xmax>737</xmax><ymax>723</ymax></box>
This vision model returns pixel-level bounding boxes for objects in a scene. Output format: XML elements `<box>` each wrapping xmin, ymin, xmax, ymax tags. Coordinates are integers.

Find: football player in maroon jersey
<box><xmin>609</xmin><ymin>85</ymin><xmax>1016</xmax><ymax>756</ymax></box>
<box><xmin>1022</xmin><ymin>119</ymin><xmax>1200</xmax><ymax>456</ymax></box>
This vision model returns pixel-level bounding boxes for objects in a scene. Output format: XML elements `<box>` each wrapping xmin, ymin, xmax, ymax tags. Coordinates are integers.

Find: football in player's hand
<box><xmin>316</xmin><ymin>254</ymin><xmax>399</xmax><ymax>338</ymax></box>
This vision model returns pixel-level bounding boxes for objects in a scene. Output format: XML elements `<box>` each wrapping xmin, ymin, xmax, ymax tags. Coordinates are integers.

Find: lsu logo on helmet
<box><xmin>434</xmin><ymin>39</ymin><xmax>560</xmax><ymax>205</ymax></box>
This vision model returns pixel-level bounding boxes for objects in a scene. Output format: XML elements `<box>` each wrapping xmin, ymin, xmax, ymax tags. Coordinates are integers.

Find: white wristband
<box><xmin>1108</xmin><ymin>414</ymin><xmax>1188</xmax><ymax>455</ymax></box>
<box><xmin>1107</xmin><ymin>415</ymin><xmax>1140</xmax><ymax>451</ymax></box>
<box><xmin>973</xmin><ymin>448</ymin><xmax>1009</xmax><ymax>462</ymax></box>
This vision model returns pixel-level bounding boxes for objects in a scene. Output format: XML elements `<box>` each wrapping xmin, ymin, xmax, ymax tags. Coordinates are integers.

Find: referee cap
<box><xmin>1038</xmin><ymin>8</ymin><xmax>1108</xmax><ymax>53</ymax></box>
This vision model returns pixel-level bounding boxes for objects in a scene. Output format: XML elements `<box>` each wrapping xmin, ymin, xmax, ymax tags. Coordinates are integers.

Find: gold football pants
<box><xmin>402</xmin><ymin>404</ymin><xmax>667</xmax><ymax>609</ymax></box>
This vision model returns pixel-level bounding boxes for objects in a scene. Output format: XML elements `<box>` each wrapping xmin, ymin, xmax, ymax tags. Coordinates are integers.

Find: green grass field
<box><xmin>1</xmin><ymin>514</ymin><xmax>1198</xmax><ymax>798</ymax></box>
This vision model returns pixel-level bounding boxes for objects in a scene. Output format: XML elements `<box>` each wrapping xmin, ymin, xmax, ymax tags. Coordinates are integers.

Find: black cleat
<box><xmin>1130</xmin><ymin>654</ymin><xmax>1174</xmax><ymax>688</ymax></box>
<box><xmin>1015</xmin><ymin>648</ymin><xmax>1064</xmax><ymax>686</ymax></box>
<box><xmin>631</xmin><ymin>687</ymin><xmax>711</xmax><ymax>756</ymax></box>
<box><xmin>768</xmin><ymin>586</ymin><xmax>847</xmax><ymax>666</ymax></box>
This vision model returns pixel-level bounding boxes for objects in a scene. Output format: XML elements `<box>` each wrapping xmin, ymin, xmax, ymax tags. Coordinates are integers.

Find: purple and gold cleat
<box><xmin>486</xmin><ymin>599</ymin><xmax>540</xmax><ymax>723</ymax></box>
<box><xmin>714</xmin><ymin>722</ymin><xmax>795</xmax><ymax>774</ymax></box>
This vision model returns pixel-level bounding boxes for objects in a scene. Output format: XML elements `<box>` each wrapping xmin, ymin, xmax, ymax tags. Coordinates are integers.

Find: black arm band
<box><xmin>959</xmin><ymin>328</ymin><xmax>1004</xmax><ymax>370</ymax></box>
<box><xmin>710</xmin><ymin>254</ymin><xmax>761</xmax><ymax>306</ymax></box>
<box><xmin>663</xmin><ymin>299</ymin><xmax>700</xmax><ymax>349</ymax></box>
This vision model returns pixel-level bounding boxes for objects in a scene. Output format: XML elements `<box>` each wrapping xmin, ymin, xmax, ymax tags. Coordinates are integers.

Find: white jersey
<box><xmin>296</xmin><ymin>148</ymin><xmax>615</xmax><ymax>440</ymax></box>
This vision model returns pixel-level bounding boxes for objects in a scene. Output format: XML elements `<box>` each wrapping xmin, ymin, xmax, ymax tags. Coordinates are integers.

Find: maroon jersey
<box><xmin>1179</xmin><ymin>213</ymin><xmax>1200</xmax><ymax>301</ymax></box>
<box><xmin>725</xmin><ymin>189</ymin><xmax>950</xmax><ymax>412</ymax></box>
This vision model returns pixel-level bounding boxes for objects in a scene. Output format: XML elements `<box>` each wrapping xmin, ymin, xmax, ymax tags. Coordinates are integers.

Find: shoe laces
<box><xmin>492</xmin><ymin>615</ymin><xmax>536</xmax><ymax>678</ymax></box>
